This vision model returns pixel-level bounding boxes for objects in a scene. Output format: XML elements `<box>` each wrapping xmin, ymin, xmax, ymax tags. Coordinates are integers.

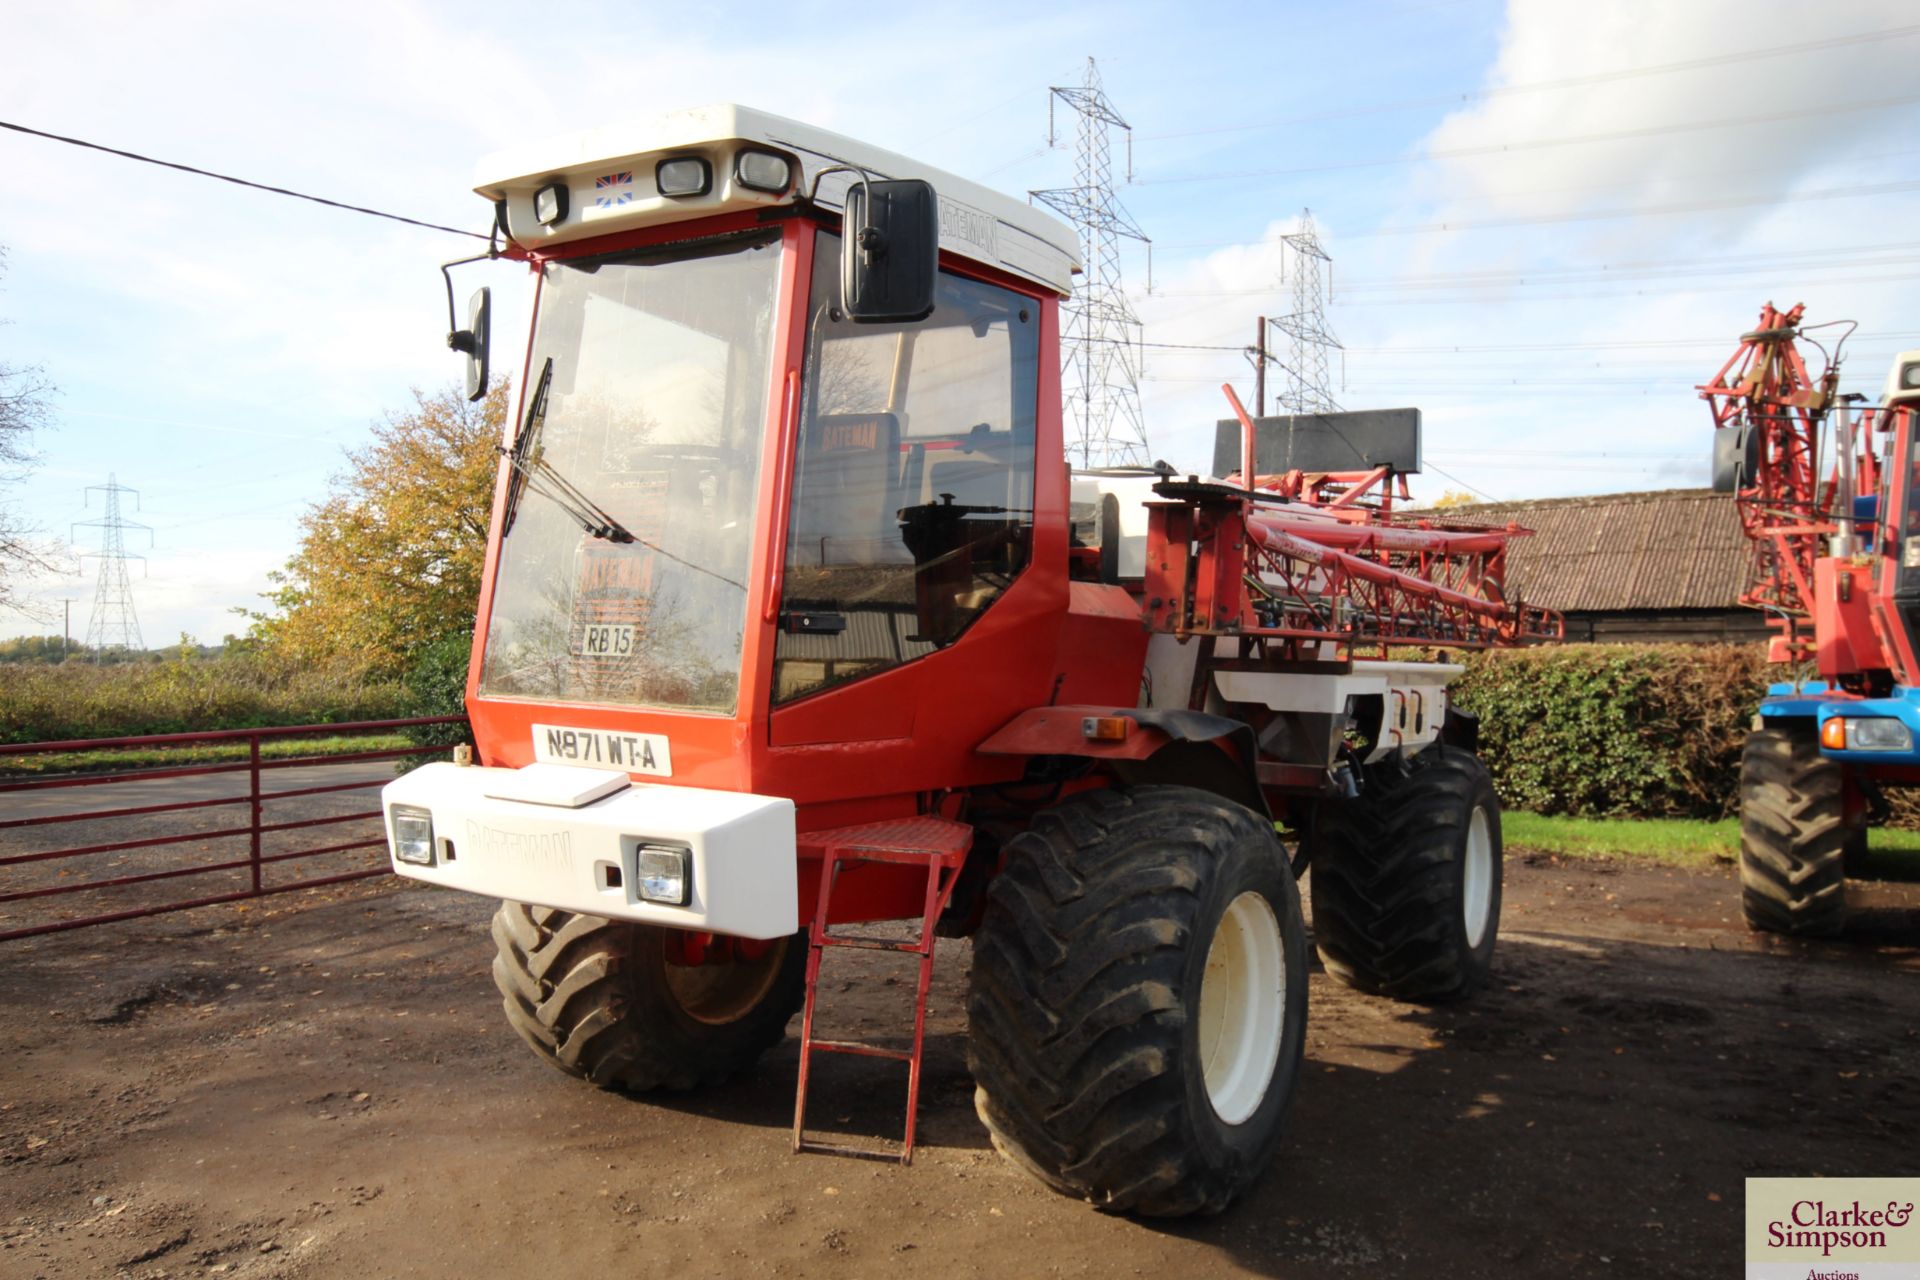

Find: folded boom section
<box><xmin>1144</xmin><ymin>480</ymin><xmax>1561</xmax><ymax>659</ymax></box>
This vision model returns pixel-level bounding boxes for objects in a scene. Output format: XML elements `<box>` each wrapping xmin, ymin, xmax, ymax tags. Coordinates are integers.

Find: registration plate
<box><xmin>571</xmin><ymin>623</ymin><xmax>638</xmax><ymax>657</ymax></box>
<box><xmin>531</xmin><ymin>723</ymin><xmax>672</xmax><ymax>776</ymax></box>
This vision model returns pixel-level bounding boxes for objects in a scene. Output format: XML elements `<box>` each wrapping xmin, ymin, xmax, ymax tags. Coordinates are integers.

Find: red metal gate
<box><xmin>0</xmin><ymin>717</ymin><xmax>464</xmax><ymax>942</ymax></box>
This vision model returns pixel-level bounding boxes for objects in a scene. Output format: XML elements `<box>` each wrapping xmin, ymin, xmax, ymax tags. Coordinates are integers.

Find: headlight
<box><xmin>391</xmin><ymin>805</ymin><xmax>436</xmax><ymax>866</ymax></box>
<box><xmin>735</xmin><ymin>149</ymin><xmax>792</xmax><ymax>193</ymax></box>
<box><xmin>1844</xmin><ymin>717</ymin><xmax>1912</xmax><ymax>751</ymax></box>
<box><xmin>634</xmin><ymin>844</ymin><xmax>690</xmax><ymax>905</ymax></box>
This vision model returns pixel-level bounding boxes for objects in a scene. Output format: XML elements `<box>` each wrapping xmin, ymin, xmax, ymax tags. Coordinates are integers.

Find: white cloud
<box><xmin>1418</xmin><ymin>0</ymin><xmax>1919</xmax><ymax>231</ymax></box>
<box><xmin>1327</xmin><ymin>0</ymin><xmax>1920</xmax><ymax>502</ymax></box>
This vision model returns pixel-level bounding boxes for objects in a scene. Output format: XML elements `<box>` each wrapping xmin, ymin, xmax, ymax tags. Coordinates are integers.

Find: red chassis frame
<box><xmin>460</xmin><ymin>211</ymin><xmax>1147</xmax><ymax>928</ymax></box>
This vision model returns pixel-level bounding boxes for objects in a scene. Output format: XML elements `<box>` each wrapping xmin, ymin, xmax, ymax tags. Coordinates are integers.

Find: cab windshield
<box><xmin>478</xmin><ymin>229</ymin><xmax>783</xmax><ymax>714</ymax></box>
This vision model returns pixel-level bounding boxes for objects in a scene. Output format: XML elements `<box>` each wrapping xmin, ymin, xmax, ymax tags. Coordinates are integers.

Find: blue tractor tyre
<box><xmin>1739</xmin><ymin>725</ymin><xmax>1848</xmax><ymax>936</ymax></box>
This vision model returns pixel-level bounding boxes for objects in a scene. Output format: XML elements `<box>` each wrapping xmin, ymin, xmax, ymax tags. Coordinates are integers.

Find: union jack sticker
<box><xmin>594</xmin><ymin>171</ymin><xmax>634</xmax><ymax>208</ymax></box>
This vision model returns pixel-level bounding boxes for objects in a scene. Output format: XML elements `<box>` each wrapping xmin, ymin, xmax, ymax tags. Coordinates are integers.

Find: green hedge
<box><xmin>0</xmin><ymin>654</ymin><xmax>410</xmax><ymax>745</ymax></box>
<box><xmin>1451</xmin><ymin>644</ymin><xmax>1769</xmax><ymax>820</ymax></box>
<box><xmin>0</xmin><ymin>635</ymin><xmax>1831</xmax><ymax>822</ymax></box>
<box><xmin>399</xmin><ymin>630</ymin><xmax>475</xmax><ymax>763</ymax></box>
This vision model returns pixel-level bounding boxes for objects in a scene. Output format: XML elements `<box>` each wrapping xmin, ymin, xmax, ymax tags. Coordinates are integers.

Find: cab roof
<box><xmin>475</xmin><ymin>104</ymin><xmax>1082</xmax><ymax>297</ymax></box>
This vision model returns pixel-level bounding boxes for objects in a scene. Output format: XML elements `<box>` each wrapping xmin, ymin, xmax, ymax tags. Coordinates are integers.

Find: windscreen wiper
<box><xmin>498</xmin><ymin>357</ymin><xmax>635</xmax><ymax>544</ymax></box>
<box><xmin>496</xmin><ymin>357</ymin><xmax>746</xmax><ymax>591</ymax></box>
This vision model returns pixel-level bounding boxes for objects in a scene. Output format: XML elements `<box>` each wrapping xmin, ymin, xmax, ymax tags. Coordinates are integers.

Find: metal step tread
<box><xmin>798</xmin><ymin>816</ymin><xmax>973</xmax><ymax>868</ymax></box>
<box><xmin>793</xmin><ymin>1139</ymin><xmax>909</xmax><ymax>1163</ymax></box>
<box><xmin>809</xmin><ymin>1039</ymin><xmax>913</xmax><ymax>1062</ymax></box>
<box><xmin>816</xmin><ymin>932</ymin><xmax>929</xmax><ymax>953</ymax></box>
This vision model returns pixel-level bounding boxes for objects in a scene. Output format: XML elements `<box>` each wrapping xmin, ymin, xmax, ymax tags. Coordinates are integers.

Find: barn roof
<box><xmin>1416</xmin><ymin>488</ymin><xmax>1749</xmax><ymax>612</ymax></box>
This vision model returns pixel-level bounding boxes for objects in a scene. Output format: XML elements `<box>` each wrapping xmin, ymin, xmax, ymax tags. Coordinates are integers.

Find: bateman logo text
<box><xmin>464</xmin><ymin>821</ymin><xmax>574</xmax><ymax>873</ymax></box>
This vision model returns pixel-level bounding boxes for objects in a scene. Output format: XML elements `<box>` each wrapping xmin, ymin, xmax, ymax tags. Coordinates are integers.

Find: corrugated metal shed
<box><xmin>1419</xmin><ymin>488</ymin><xmax>1748</xmax><ymax>613</ymax></box>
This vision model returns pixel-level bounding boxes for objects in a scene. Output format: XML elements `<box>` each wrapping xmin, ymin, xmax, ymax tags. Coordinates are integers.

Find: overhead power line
<box><xmin>1325</xmin><ymin>268</ymin><xmax>1920</xmax><ymax>308</ymax></box>
<box><xmin>1136</xmin><ymin>90</ymin><xmax>1920</xmax><ymax>189</ymax></box>
<box><xmin>1359</xmin><ymin>143</ymin><xmax>1920</xmax><ymax>219</ymax></box>
<box><xmin>1155</xmin><ymin>178</ymin><xmax>1920</xmax><ymax>252</ymax></box>
<box><xmin>1426</xmin><ymin>459</ymin><xmax>1698</xmax><ymax>475</ymax></box>
<box><xmin>0</xmin><ymin>119</ymin><xmax>490</xmax><ymax>241</ymax></box>
<box><xmin>1152</xmin><ymin>242</ymin><xmax>1920</xmax><ymax>297</ymax></box>
<box><xmin>1124</xmin><ymin>331</ymin><xmax>1920</xmax><ymax>358</ymax></box>
<box><xmin>1337</xmin><ymin>246</ymin><xmax>1920</xmax><ymax>292</ymax></box>
<box><xmin>1141</xmin><ymin>23</ymin><xmax>1920</xmax><ymax>142</ymax></box>
<box><xmin>1422</xmin><ymin>462</ymin><xmax>1495</xmax><ymax>502</ymax></box>
<box><xmin>1149</xmin><ymin>267</ymin><xmax>1920</xmax><ymax>315</ymax></box>
<box><xmin>1144</xmin><ymin>242</ymin><xmax>1920</xmax><ymax>297</ymax></box>
<box><xmin>1346</xmin><ymin>179</ymin><xmax>1920</xmax><ymax>242</ymax></box>
<box><xmin>1341</xmin><ymin>332</ymin><xmax>1920</xmax><ymax>355</ymax></box>
<box><xmin>1432</xmin><ymin>448</ymin><xmax>1699</xmax><ymax>460</ymax></box>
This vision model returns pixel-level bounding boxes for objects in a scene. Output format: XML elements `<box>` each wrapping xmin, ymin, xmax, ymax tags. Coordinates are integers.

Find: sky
<box><xmin>2</xmin><ymin>0</ymin><xmax>1918</xmax><ymax>644</ymax></box>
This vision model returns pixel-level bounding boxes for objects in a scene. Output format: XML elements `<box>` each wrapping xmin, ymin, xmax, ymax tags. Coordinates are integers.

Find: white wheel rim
<box><xmin>663</xmin><ymin>938</ymin><xmax>788</xmax><ymax>1026</ymax></box>
<box><xmin>1462</xmin><ymin>806</ymin><xmax>1494</xmax><ymax>949</ymax></box>
<box><xmin>1197</xmin><ymin>890</ymin><xmax>1286</xmax><ymax>1126</ymax></box>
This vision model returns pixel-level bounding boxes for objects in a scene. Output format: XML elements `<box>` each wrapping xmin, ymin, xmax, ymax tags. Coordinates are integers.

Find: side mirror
<box><xmin>842</xmin><ymin>179</ymin><xmax>938</xmax><ymax>324</ymax></box>
<box><xmin>449</xmin><ymin>286</ymin><xmax>491</xmax><ymax>402</ymax></box>
<box><xmin>1711</xmin><ymin>422</ymin><xmax>1756</xmax><ymax>493</ymax></box>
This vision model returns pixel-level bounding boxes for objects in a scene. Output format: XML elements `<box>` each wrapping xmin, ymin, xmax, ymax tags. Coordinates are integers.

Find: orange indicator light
<box><xmin>1082</xmin><ymin>716</ymin><xmax>1131</xmax><ymax>742</ymax></box>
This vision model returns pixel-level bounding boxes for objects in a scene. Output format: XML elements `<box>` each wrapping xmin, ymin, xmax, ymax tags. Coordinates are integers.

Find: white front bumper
<box><xmin>379</xmin><ymin>763</ymin><xmax>797</xmax><ymax>939</ymax></box>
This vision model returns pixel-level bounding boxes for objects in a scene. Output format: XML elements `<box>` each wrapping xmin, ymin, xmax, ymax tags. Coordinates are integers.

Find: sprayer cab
<box><xmin>388</xmin><ymin>106</ymin><xmax>1122</xmax><ymax>937</ymax></box>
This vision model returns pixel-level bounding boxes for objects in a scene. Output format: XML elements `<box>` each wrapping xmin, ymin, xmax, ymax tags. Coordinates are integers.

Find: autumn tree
<box><xmin>0</xmin><ymin>245</ymin><xmax>55</xmax><ymax>615</ymax></box>
<box><xmin>1430</xmin><ymin>489</ymin><xmax>1481</xmax><ymax>510</ymax></box>
<box><xmin>254</xmin><ymin>381</ymin><xmax>507</xmax><ymax>677</ymax></box>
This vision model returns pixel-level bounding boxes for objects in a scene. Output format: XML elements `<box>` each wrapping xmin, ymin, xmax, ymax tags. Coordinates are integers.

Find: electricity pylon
<box><xmin>1271</xmin><ymin>210</ymin><xmax>1342</xmax><ymax>415</ymax></box>
<box><xmin>73</xmin><ymin>474</ymin><xmax>151</xmax><ymax>657</ymax></box>
<box><xmin>1031</xmin><ymin>57</ymin><xmax>1153</xmax><ymax>469</ymax></box>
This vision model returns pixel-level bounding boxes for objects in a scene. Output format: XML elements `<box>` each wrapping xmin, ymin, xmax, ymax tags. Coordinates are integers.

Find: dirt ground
<box><xmin>3</xmin><ymin>839</ymin><xmax>1919</xmax><ymax>1279</ymax></box>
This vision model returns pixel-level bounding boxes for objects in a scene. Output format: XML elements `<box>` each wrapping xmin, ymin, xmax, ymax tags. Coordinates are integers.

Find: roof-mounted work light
<box><xmin>735</xmin><ymin>149</ymin><xmax>792</xmax><ymax>193</ymax></box>
<box><xmin>533</xmin><ymin>182</ymin><xmax>569</xmax><ymax>227</ymax></box>
<box><xmin>656</xmin><ymin>156</ymin><xmax>712</xmax><ymax>197</ymax></box>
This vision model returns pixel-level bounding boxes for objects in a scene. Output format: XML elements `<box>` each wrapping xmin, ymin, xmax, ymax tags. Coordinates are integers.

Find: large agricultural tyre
<box><xmin>1739</xmin><ymin>726</ymin><xmax>1848</xmax><ymax>937</ymax></box>
<box><xmin>967</xmin><ymin>785</ymin><xmax>1308</xmax><ymax>1218</ymax></box>
<box><xmin>1309</xmin><ymin>746</ymin><xmax>1502</xmax><ymax>1002</ymax></box>
<box><xmin>490</xmin><ymin>902</ymin><xmax>807</xmax><ymax>1091</ymax></box>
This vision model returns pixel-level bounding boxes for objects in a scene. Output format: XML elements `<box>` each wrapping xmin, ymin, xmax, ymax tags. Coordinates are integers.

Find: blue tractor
<box><xmin>1706</xmin><ymin>303</ymin><xmax>1920</xmax><ymax>935</ymax></box>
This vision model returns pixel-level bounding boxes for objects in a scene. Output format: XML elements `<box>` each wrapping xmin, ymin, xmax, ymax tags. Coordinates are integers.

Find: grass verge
<box><xmin>0</xmin><ymin>733</ymin><xmax>418</xmax><ymax>777</ymax></box>
<box><xmin>1504</xmin><ymin>811</ymin><xmax>1920</xmax><ymax>869</ymax></box>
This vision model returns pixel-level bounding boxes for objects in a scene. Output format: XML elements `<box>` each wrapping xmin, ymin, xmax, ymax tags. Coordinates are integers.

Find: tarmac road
<box><xmin>2</xmin><ymin>761</ymin><xmax>398</xmax><ymax>819</ymax></box>
<box><xmin>0</xmin><ymin>760</ymin><xmax>401</xmax><ymax>938</ymax></box>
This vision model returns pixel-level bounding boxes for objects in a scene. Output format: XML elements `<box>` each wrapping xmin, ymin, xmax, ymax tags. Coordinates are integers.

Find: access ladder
<box><xmin>791</xmin><ymin>816</ymin><xmax>972</xmax><ymax>1164</ymax></box>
